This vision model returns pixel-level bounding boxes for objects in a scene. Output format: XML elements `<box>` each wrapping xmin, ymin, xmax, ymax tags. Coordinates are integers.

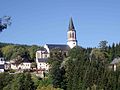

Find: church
<box><xmin>36</xmin><ymin>18</ymin><xmax>78</xmax><ymax>70</ymax></box>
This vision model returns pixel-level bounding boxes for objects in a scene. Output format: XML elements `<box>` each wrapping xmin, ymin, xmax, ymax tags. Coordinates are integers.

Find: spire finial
<box><xmin>69</xmin><ymin>17</ymin><xmax>75</xmax><ymax>30</ymax></box>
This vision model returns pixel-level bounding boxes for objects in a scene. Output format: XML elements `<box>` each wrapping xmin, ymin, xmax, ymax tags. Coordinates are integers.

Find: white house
<box><xmin>36</xmin><ymin>58</ymin><xmax>49</xmax><ymax>71</ymax></box>
<box><xmin>0</xmin><ymin>57</ymin><xmax>5</xmax><ymax>72</ymax></box>
<box><xmin>36</xmin><ymin>18</ymin><xmax>78</xmax><ymax>71</ymax></box>
<box><xmin>110</xmin><ymin>57</ymin><xmax>120</xmax><ymax>71</ymax></box>
<box><xmin>11</xmin><ymin>60</ymin><xmax>31</xmax><ymax>70</ymax></box>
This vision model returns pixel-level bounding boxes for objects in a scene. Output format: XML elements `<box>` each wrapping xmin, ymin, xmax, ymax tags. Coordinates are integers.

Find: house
<box><xmin>36</xmin><ymin>58</ymin><xmax>49</xmax><ymax>71</ymax></box>
<box><xmin>11</xmin><ymin>59</ymin><xmax>32</xmax><ymax>70</ymax></box>
<box><xmin>36</xmin><ymin>18</ymin><xmax>78</xmax><ymax>71</ymax></box>
<box><xmin>110</xmin><ymin>57</ymin><xmax>120</xmax><ymax>71</ymax></box>
<box><xmin>0</xmin><ymin>57</ymin><xmax>5</xmax><ymax>72</ymax></box>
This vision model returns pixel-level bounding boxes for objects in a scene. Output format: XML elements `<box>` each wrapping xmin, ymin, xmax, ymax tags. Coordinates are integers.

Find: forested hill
<box><xmin>0</xmin><ymin>42</ymin><xmax>31</xmax><ymax>48</ymax></box>
<box><xmin>0</xmin><ymin>41</ymin><xmax>120</xmax><ymax>62</ymax></box>
<box><xmin>48</xmin><ymin>41</ymin><xmax>120</xmax><ymax>90</ymax></box>
<box><xmin>0</xmin><ymin>42</ymin><xmax>43</xmax><ymax>61</ymax></box>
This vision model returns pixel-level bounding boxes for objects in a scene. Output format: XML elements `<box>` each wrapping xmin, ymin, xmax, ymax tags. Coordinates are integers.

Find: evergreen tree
<box><xmin>0</xmin><ymin>73</ymin><xmax>13</xmax><ymax>90</ymax></box>
<box><xmin>48</xmin><ymin>48</ymin><xmax>66</xmax><ymax>89</ymax></box>
<box><xmin>66</xmin><ymin>46</ymin><xmax>87</xmax><ymax>90</ymax></box>
<box><xmin>23</xmin><ymin>72</ymin><xmax>35</xmax><ymax>90</ymax></box>
<box><xmin>4</xmin><ymin>73</ymin><xmax>35</xmax><ymax>90</ymax></box>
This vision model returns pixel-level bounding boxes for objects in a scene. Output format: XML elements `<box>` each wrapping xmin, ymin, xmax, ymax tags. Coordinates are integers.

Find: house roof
<box><xmin>38</xmin><ymin>58</ymin><xmax>48</xmax><ymax>62</ymax></box>
<box><xmin>0</xmin><ymin>65</ymin><xmax>4</xmax><ymax>69</ymax></box>
<box><xmin>10</xmin><ymin>59</ymin><xmax>31</xmax><ymax>65</ymax></box>
<box><xmin>37</xmin><ymin>48</ymin><xmax>48</xmax><ymax>54</ymax></box>
<box><xmin>110</xmin><ymin>58</ymin><xmax>120</xmax><ymax>64</ymax></box>
<box><xmin>42</xmin><ymin>50</ymin><xmax>48</xmax><ymax>54</ymax></box>
<box><xmin>39</xmin><ymin>47</ymin><xmax>47</xmax><ymax>51</ymax></box>
<box><xmin>46</xmin><ymin>44</ymin><xmax>70</xmax><ymax>51</ymax></box>
<box><xmin>23</xmin><ymin>59</ymin><xmax>31</xmax><ymax>63</ymax></box>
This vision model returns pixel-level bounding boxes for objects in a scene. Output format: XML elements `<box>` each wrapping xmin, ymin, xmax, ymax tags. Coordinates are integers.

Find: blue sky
<box><xmin>0</xmin><ymin>0</ymin><xmax>120</xmax><ymax>48</ymax></box>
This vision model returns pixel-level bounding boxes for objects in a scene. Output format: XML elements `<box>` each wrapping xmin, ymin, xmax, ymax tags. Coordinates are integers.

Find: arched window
<box><xmin>69</xmin><ymin>33</ymin><xmax>72</xmax><ymax>38</ymax></box>
<box><xmin>72</xmin><ymin>32</ymin><xmax>74</xmax><ymax>38</ymax></box>
<box><xmin>70</xmin><ymin>33</ymin><xmax>72</xmax><ymax>38</ymax></box>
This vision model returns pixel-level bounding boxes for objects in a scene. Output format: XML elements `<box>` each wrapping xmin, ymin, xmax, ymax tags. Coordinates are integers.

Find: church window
<box><xmin>68</xmin><ymin>33</ymin><xmax>70</xmax><ymax>39</ymax></box>
<box><xmin>70</xmin><ymin>33</ymin><xmax>72</xmax><ymax>38</ymax></box>
<box><xmin>45</xmin><ymin>54</ymin><xmax>47</xmax><ymax>58</ymax></box>
<box><xmin>72</xmin><ymin>32</ymin><xmax>74</xmax><ymax>38</ymax></box>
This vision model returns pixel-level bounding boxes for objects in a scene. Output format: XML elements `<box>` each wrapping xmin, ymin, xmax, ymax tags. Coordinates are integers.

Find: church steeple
<box><xmin>69</xmin><ymin>17</ymin><xmax>75</xmax><ymax>30</ymax></box>
<box><xmin>67</xmin><ymin>18</ymin><xmax>78</xmax><ymax>49</ymax></box>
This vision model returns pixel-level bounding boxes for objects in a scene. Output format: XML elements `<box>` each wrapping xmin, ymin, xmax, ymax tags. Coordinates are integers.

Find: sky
<box><xmin>0</xmin><ymin>0</ymin><xmax>120</xmax><ymax>48</ymax></box>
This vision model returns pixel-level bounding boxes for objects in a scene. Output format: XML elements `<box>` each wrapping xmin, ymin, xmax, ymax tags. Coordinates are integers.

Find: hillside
<box><xmin>0</xmin><ymin>42</ymin><xmax>43</xmax><ymax>61</ymax></box>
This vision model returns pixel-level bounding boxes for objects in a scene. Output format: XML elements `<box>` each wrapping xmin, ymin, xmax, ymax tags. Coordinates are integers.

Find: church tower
<box><xmin>67</xmin><ymin>18</ymin><xmax>78</xmax><ymax>48</ymax></box>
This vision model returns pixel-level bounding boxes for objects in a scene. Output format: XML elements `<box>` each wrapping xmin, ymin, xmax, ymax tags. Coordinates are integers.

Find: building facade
<box><xmin>11</xmin><ymin>62</ymin><xmax>31</xmax><ymax>70</ymax></box>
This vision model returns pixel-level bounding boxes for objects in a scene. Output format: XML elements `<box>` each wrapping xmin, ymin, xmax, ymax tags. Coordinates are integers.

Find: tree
<box><xmin>2</xmin><ymin>45</ymin><xmax>31</xmax><ymax>61</ymax></box>
<box><xmin>36</xmin><ymin>77</ymin><xmax>52</xmax><ymax>90</ymax></box>
<box><xmin>2</xmin><ymin>45</ymin><xmax>15</xmax><ymax>60</ymax></box>
<box><xmin>65</xmin><ymin>46</ymin><xmax>87</xmax><ymax>90</ymax></box>
<box><xmin>50</xmin><ymin>61</ymin><xmax>63</xmax><ymax>88</ymax></box>
<box><xmin>48</xmin><ymin>48</ymin><xmax>66</xmax><ymax>89</ymax></box>
<box><xmin>0</xmin><ymin>73</ymin><xmax>13</xmax><ymax>90</ymax></box>
<box><xmin>12</xmin><ymin>46</ymin><xmax>30</xmax><ymax>59</ymax></box>
<box><xmin>28</xmin><ymin>45</ymin><xmax>41</xmax><ymax>61</ymax></box>
<box><xmin>0</xmin><ymin>16</ymin><xmax>11</xmax><ymax>32</ymax></box>
<box><xmin>90</xmin><ymin>48</ymin><xmax>109</xmax><ymax>63</ymax></box>
<box><xmin>99</xmin><ymin>40</ymin><xmax>108</xmax><ymax>51</ymax></box>
<box><xmin>4</xmin><ymin>73</ymin><xmax>35</xmax><ymax>90</ymax></box>
<box><xmin>0</xmin><ymin>49</ymin><xmax>3</xmax><ymax>57</ymax></box>
<box><xmin>37</xmin><ymin>85</ymin><xmax>63</xmax><ymax>90</ymax></box>
<box><xmin>23</xmin><ymin>72</ymin><xmax>35</xmax><ymax>90</ymax></box>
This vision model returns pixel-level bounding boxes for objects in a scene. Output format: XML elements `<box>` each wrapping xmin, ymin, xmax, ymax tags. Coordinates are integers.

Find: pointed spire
<box><xmin>69</xmin><ymin>17</ymin><xmax>75</xmax><ymax>31</ymax></box>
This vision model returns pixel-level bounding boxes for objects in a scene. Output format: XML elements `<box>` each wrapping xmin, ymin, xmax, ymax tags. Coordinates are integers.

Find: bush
<box><xmin>9</xmin><ymin>69</ymin><xmax>15</xmax><ymax>73</ymax></box>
